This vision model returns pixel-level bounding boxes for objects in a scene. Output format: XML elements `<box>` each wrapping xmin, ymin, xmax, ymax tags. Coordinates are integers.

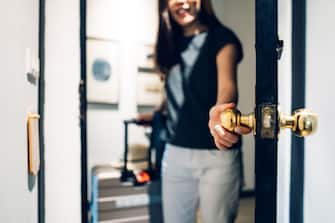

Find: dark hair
<box><xmin>155</xmin><ymin>0</ymin><xmax>221</xmax><ymax>74</ymax></box>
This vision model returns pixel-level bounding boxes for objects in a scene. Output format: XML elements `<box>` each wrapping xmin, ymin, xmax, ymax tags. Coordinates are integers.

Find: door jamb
<box><xmin>290</xmin><ymin>0</ymin><xmax>306</xmax><ymax>222</ymax></box>
<box><xmin>38</xmin><ymin>0</ymin><xmax>46</xmax><ymax>222</ymax></box>
<box><xmin>255</xmin><ymin>0</ymin><xmax>278</xmax><ymax>222</ymax></box>
<box><xmin>80</xmin><ymin>0</ymin><xmax>89</xmax><ymax>222</ymax></box>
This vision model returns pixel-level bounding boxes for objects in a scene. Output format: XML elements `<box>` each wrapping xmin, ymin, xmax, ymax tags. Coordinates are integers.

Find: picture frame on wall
<box><xmin>86</xmin><ymin>39</ymin><xmax>120</xmax><ymax>104</ymax></box>
<box><xmin>136</xmin><ymin>44</ymin><xmax>164</xmax><ymax>107</ymax></box>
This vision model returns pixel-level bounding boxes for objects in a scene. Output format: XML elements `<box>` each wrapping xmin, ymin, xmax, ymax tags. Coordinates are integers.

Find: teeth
<box><xmin>177</xmin><ymin>8</ymin><xmax>187</xmax><ymax>15</ymax></box>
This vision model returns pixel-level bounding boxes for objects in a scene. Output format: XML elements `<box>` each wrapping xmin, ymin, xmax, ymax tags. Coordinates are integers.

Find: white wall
<box><xmin>0</xmin><ymin>1</ymin><xmax>39</xmax><ymax>222</ymax></box>
<box><xmin>212</xmin><ymin>0</ymin><xmax>256</xmax><ymax>191</ymax></box>
<box><xmin>305</xmin><ymin>0</ymin><xmax>335</xmax><ymax>222</ymax></box>
<box><xmin>277</xmin><ymin>0</ymin><xmax>292</xmax><ymax>222</ymax></box>
<box><xmin>44</xmin><ymin>1</ymin><xmax>81</xmax><ymax>222</ymax></box>
<box><xmin>87</xmin><ymin>0</ymin><xmax>158</xmax><ymax>44</ymax></box>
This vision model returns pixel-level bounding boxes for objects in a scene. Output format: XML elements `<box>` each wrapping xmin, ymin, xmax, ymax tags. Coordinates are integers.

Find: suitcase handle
<box><xmin>121</xmin><ymin>119</ymin><xmax>153</xmax><ymax>183</ymax></box>
<box><xmin>124</xmin><ymin>119</ymin><xmax>152</xmax><ymax>126</ymax></box>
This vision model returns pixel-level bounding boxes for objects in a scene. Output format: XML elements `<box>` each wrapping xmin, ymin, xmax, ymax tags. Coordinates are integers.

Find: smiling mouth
<box><xmin>176</xmin><ymin>8</ymin><xmax>190</xmax><ymax>17</ymax></box>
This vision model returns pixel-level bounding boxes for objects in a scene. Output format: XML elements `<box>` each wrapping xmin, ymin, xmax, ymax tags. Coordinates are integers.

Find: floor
<box><xmin>235</xmin><ymin>197</ymin><xmax>255</xmax><ymax>223</ymax></box>
<box><xmin>197</xmin><ymin>197</ymin><xmax>255</xmax><ymax>223</ymax></box>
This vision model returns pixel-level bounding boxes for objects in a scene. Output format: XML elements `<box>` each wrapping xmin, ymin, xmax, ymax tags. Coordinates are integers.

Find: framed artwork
<box><xmin>136</xmin><ymin>44</ymin><xmax>164</xmax><ymax>106</ymax></box>
<box><xmin>86</xmin><ymin>39</ymin><xmax>120</xmax><ymax>104</ymax></box>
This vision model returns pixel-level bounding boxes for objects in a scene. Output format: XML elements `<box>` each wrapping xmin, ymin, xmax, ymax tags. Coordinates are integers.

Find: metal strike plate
<box><xmin>260</xmin><ymin>105</ymin><xmax>277</xmax><ymax>139</ymax></box>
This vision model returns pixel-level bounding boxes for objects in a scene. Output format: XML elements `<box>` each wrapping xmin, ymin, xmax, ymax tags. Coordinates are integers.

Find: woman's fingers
<box><xmin>214</xmin><ymin>124</ymin><xmax>225</xmax><ymax>137</ymax></box>
<box><xmin>210</xmin><ymin>124</ymin><xmax>238</xmax><ymax>150</ymax></box>
<box><xmin>211</xmin><ymin>129</ymin><xmax>232</xmax><ymax>149</ymax></box>
<box><xmin>209</xmin><ymin>103</ymin><xmax>235</xmax><ymax>118</ymax></box>
<box><xmin>214</xmin><ymin>125</ymin><xmax>238</xmax><ymax>144</ymax></box>
<box><xmin>234</xmin><ymin>126</ymin><xmax>252</xmax><ymax>135</ymax></box>
<box><xmin>137</xmin><ymin>112</ymin><xmax>153</xmax><ymax>122</ymax></box>
<box><xmin>211</xmin><ymin>127</ymin><xmax>230</xmax><ymax>147</ymax></box>
<box><xmin>208</xmin><ymin>103</ymin><xmax>242</xmax><ymax>150</ymax></box>
<box><xmin>215</xmin><ymin>139</ymin><xmax>232</xmax><ymax>150</ymax></box>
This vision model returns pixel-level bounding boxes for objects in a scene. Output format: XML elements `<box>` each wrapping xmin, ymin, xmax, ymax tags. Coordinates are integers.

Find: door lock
<box><xmin>220</xmin><ymin>107</ymin><xmax>317</xmax><ymax>138</ymax></box>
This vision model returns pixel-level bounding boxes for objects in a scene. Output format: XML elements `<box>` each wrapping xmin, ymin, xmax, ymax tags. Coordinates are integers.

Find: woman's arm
<box><xmin>208</xmin><ymin>44</ymin><xmax>249</xmax><ymax>150</ymax></box>
<box><xmin>137</xmin><ymin>92</ymin><xmax>166</xmax><ymax>124</ymax></box>
<box><xmin>216</xmin><ymin>44</ymin><xmax>238</xmax><ymax>105</ymax></box>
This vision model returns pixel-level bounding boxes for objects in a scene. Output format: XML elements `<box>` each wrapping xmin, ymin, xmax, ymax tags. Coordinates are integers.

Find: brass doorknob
<box><xmin>220</xmin><ymin>108</ymin><xmax>317</xmax><ymax>137</ymax></box>
<box><xmin>279</xmin><ymin>109</ymin><xmax>317</xmax><ymax>137</ymax></box>
<box><xmin>219</xmin><ymin>109</ymin><xmax>256</xmax><ymax>134</ymax></box>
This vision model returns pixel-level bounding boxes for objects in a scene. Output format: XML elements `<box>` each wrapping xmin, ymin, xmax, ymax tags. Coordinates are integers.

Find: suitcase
<box><xmin>121</xmin><ymin>114</ymin><xmax>166</xmax><ymax>184</ymax></box>
<box><xmin>90</xmin><ymin>165</ymin><xmax>163</xmax><ymax>223</ymax></box>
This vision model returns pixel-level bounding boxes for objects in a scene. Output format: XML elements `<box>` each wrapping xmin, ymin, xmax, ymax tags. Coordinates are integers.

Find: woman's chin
<box><xmin>177</xmin><ymin>18</ymin><xmax>196</xmax><ymax>27</ymax></box>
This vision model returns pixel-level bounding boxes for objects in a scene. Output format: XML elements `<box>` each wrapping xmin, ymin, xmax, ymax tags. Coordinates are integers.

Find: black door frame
<box><xmin>255</xmin><ymin>0</ymin><xmax>278</xmax><ymax>222</ymax></box>
<box><xmin>80</xmin><ymin>0</ymin><xmax>89</xmax><ymax>222</ymax></box>
<box><xmin>290</xmin><ymin>0</ymin><xmax>306</xmax><ymax>222</ymax></box>
<box><xmin>38</xmin><ymin>0</ymin><xmax>46</xmax><ymax>222</ymax></box>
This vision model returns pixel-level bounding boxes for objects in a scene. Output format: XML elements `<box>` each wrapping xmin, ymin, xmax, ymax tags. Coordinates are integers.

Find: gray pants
<box><xmin>162</xmin><ymin>144</ymin><xmax>241</xmax><ymax>223</ymax></box>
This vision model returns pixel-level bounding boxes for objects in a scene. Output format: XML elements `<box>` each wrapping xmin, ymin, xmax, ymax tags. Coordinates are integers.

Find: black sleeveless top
<box><xmin>165</xmin><ymin>24</ymin><xmax>243</xmax><ymax>149</ymax></box>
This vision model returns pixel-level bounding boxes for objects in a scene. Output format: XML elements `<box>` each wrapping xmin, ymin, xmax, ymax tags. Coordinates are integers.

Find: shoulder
<box><xmin>210</xmin><ymin>23</ymin><xmax>240</xmax><ymax>43</ymax></box>
<box><xmin>209</xmin><ymin>23</ymin><xmax>243</xmax><ymax>62</ymax></box>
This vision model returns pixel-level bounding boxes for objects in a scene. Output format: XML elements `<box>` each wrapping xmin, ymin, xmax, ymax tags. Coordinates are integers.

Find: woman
<box><xmin>138</xmin><ymin>0</ymin><xmax>248</xmax><ymax>222</ymax></box>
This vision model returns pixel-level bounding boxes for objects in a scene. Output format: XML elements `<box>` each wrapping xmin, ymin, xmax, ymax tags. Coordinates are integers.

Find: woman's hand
<box><xmin>136</xmin><ymin>112</ymin><xmax>154</xmax><ymax>126</ymax></box>
<box><xmin>208</xmin><ymin>103</ymin><xmax>251</xmax><ymax>150</ymax></box>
